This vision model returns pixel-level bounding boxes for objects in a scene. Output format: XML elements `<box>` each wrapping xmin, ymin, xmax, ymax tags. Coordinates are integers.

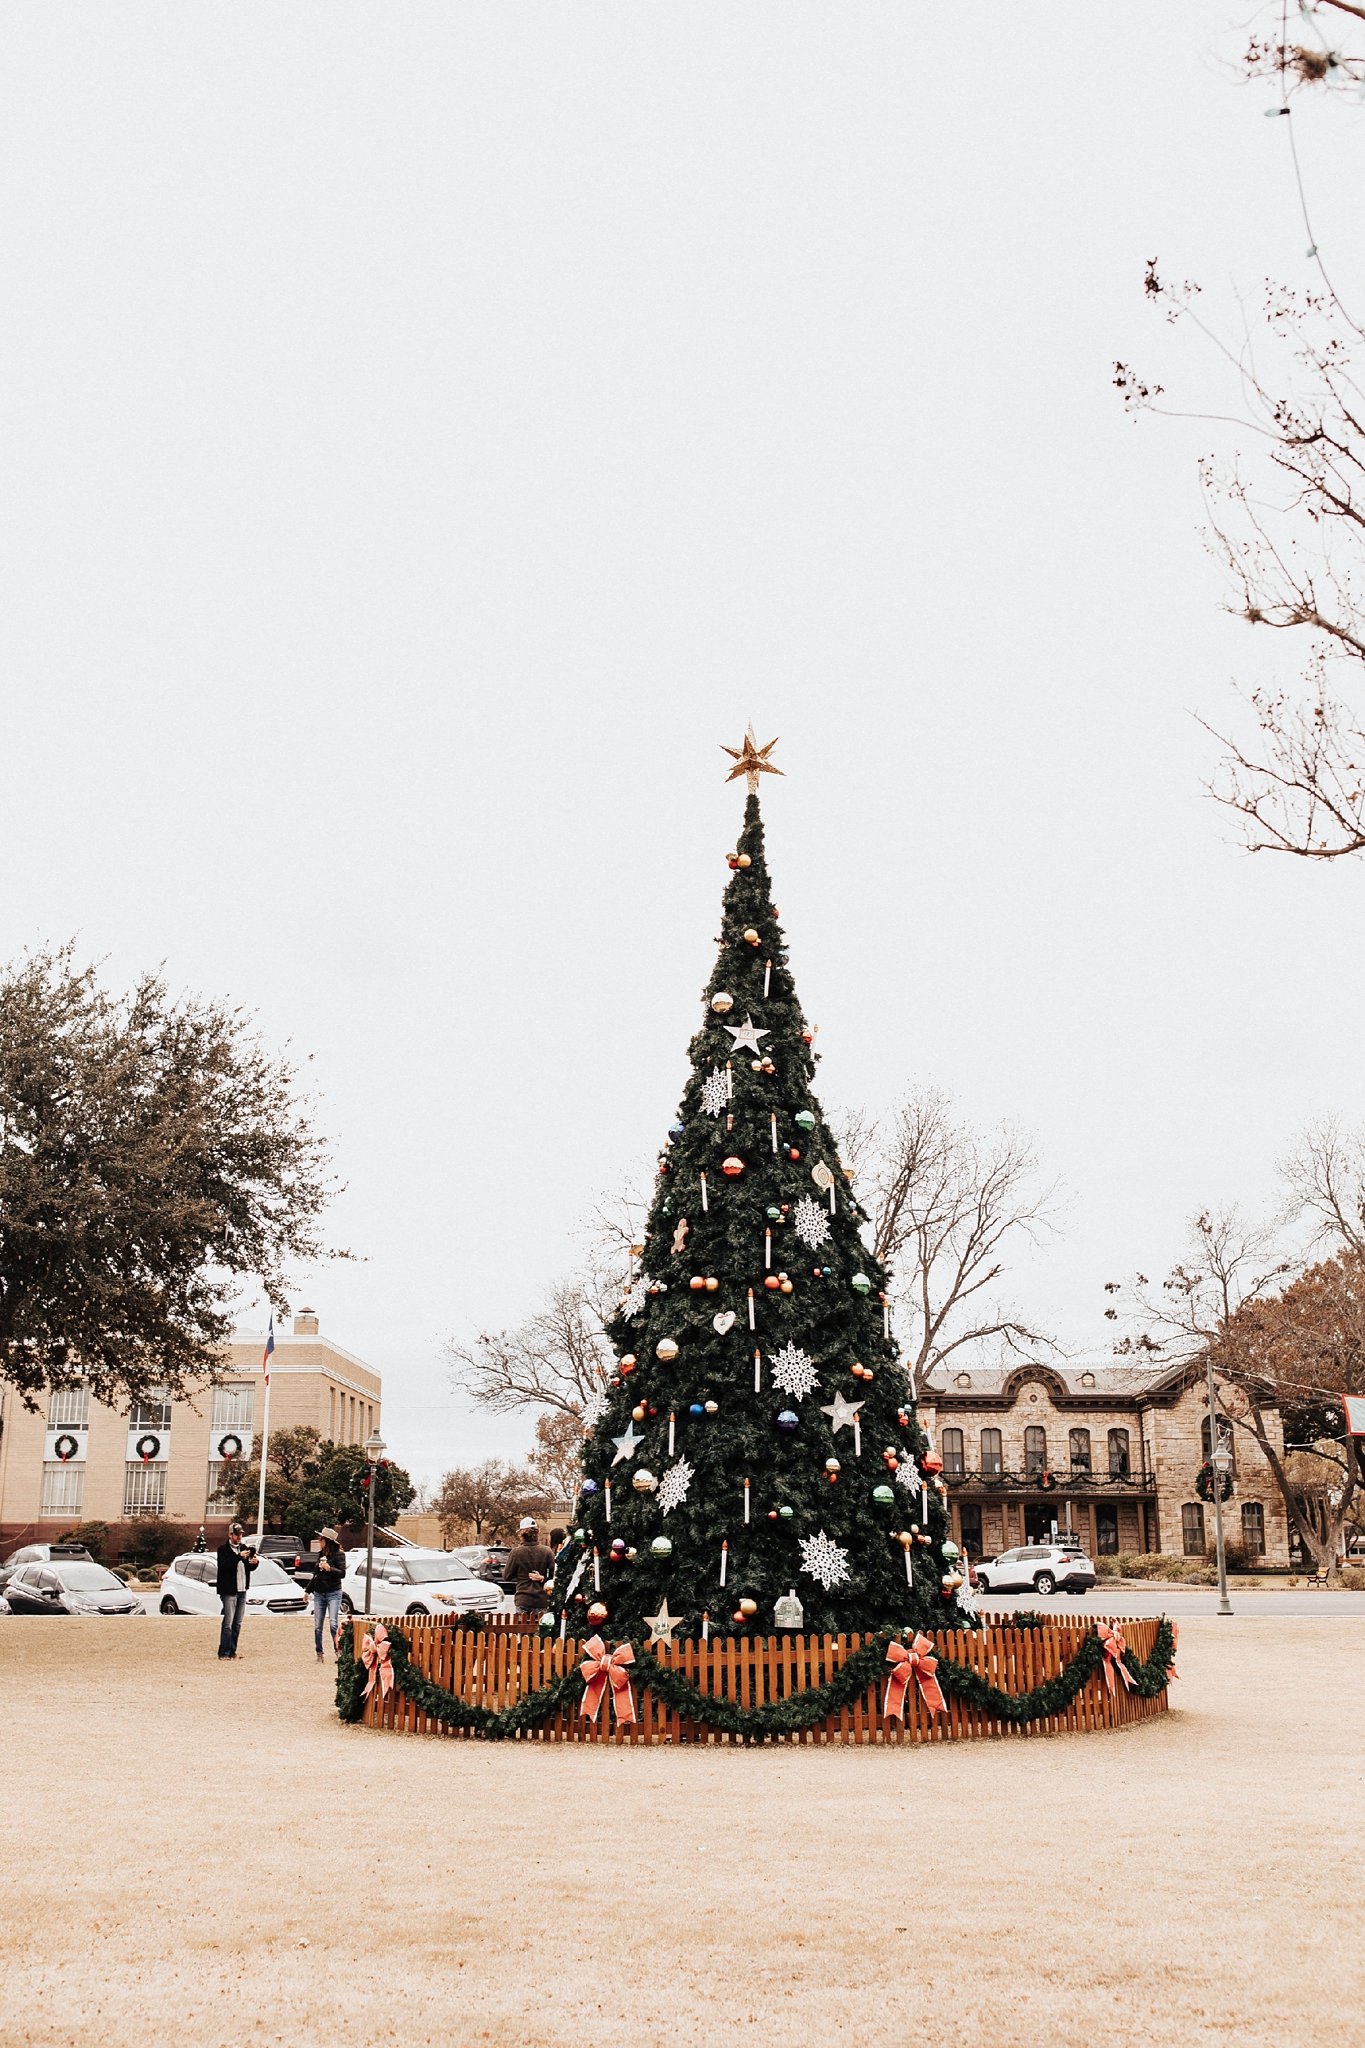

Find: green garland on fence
<box><xmin>336</xmin><ymin>1616</ymin><xmax>1177</xmax><ymax>1740</ymax></box>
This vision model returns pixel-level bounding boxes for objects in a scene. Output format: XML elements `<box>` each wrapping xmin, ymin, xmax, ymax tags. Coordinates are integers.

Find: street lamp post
<box><xmin>363</xmin><ymin>1429</ymin><xmax>386</xmax><ymax>1615</ymax></box>
<box><xmin>1204</xmin><ymin>1355</ymin><xmax>1234</xmax><ymax>1617</ymax></box>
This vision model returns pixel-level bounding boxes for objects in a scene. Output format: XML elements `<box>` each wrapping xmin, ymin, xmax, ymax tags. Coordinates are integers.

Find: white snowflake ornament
<box><xmin>791</xmin><ymin>1195</ymin><xmax>832</xmax><ymax>1250</ymax></box>
<box><xmin>799</xmin><ymin>1529</ymin><xmax>851</xmax><ymax>1592</ymax></box>
<box><xmin>619</xmin><ymin>1274</ymin><xmax>653</xmax><ymax>1321</ymax></box>
<box><xmin>656</xmin><ymin>1458</ymin><xmax>695</xmax><ymax>1516</ymax></box>
<box><xmin>700</xmin><ymin>1068</ymin><xmax>729</xmax><ymax>1118</ymax></box>
<box><xmin>769</xmin><ymin>1341</ymin><xmax>820</xmax><ymax>1401</ymax></box>
<box><xmin>581</xmin><ymin>1388</ymin><xmax>608</xmax><ymax>1430</ymax></box>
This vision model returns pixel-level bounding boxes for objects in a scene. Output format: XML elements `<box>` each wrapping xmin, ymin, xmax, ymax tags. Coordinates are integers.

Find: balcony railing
<box><xmin>942</xmin><ymin>1465</ymin><xmax>1153</xmax><ymax>1493</ymax></box>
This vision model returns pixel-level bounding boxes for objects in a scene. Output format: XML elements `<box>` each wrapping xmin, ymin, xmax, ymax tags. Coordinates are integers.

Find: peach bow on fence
<box><xmin>883</xmin><ymin>1633</ymin><xmax>946</xmax><ymax>1720</ymax></box>
<box><xmin>361</xmin><ymin>1623</ymin><xmax>394</xmax><ymax>1699</ymax></box>
<box><xmin>578</xmin><ymin>1635</ymin><xmax>637</xmax><ymax>1724</ymax></box>
<box><xmin>1097</xmin><ymin>1621</ymin><xmax>1136</xmax><ymax>1696</ymax></box>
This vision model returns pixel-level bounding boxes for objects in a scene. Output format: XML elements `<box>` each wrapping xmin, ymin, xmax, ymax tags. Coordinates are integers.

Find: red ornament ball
<box><xmin>721</xmin><ymin>1156</ymin><xmax>745</xmax><ymax>1178</ymax></box>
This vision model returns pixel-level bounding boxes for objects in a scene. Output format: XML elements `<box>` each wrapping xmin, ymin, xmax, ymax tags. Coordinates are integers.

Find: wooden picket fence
<box><xmin>350</xmin><ymin>1613</ymin><xmax>1170</xmax><ymax>1744</ymax></box>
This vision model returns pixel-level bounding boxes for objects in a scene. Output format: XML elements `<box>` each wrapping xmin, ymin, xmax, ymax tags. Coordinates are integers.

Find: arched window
<box><xmin>1108</xmin><ymin>1427</ymin><xmax>1130</xmax><ymax>1477</ymax></box>
<box><xmin>1201</xmin><ymin>1415</ymin><xmax>1236</xmax><ymax>1472</ymax></box>
<box><xmin>1024</xmin><ymin>1426</ymin><xmax>1048</xmax><ymax>1476</ymax></box>
<box><xmin>1241</xmin><ymin>1501</ymin><xmax>1266</xmax><ymax>1557</ymax></box>
<box><xmin>1182</xmin><ymin>1502</ymin><xmax>1206</xmax><ymax>1556</ymax></box>
<box><xmin>1069</xmin><ymin>1427</ymin><xmax>1092</xmax><ymax>1472</ymax></box>
<box><xmin>980</xmin><ymin>1428</ymin><xmax>1003</xmax><ymax>1475</ymax></box>
<box><xmin>941</xmin><ymin>1428</ymin><xmax>964</xmax><ymax>1478</ymax></box>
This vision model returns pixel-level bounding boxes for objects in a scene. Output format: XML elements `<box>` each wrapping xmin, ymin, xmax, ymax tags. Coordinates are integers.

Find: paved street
<box><xmin>981</xmin><ymin>1586</ymin><xmax>1365</xmax><ymax>1617</ymax></box>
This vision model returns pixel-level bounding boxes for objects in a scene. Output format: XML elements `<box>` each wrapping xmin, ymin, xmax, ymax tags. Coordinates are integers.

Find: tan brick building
<box><xmin>0</xmin><ymin>1310</ymin><xmax>381</xmax><ymax>1551</ymax></box>
<box><xmin>921</xmin><ymin>1357</ymin><xmax>1291</xmax><ymax>1566</ymax></box>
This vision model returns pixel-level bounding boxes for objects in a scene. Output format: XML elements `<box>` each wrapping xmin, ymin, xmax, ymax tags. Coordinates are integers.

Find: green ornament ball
<box><xmin>850</xmin><ymin>1272</ymin><xmax>872</xmax><ymax>1294</ymax></box>
<box><xmin>872</xmin><ymin>1484</ymin><xmax>895</xmax><ymax>1506</ymax></box>
<box><xmin>795</xmin><ymin>1110</ymin><xmax>816</xmax><ymax>1129</ymax></box>
<box><xmin>650</xmin><ymin>1536</ymin><xmax>673</xmax><ymax>1558</ymax></box>
<box><xmin>778</xmin><ymin>1505</ymin><xmax>794</xmax><ymax>1520</ymax></box>
<box><xmin>941</xmin><ymin>1540</ymin><xmax>960</xmax><ymax>1561</ymax></box>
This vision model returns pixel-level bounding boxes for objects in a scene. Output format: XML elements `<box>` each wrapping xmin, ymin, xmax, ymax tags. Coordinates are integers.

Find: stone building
<box><xmin>0</xmin><ymin>1309</ymin><xmax>382</xmax><ymax>1552</ymax></box>
<box><xmin>920</xmin><ymin>1356</ymin><xmax>1291</xmax><ymax>1566</ymax></box>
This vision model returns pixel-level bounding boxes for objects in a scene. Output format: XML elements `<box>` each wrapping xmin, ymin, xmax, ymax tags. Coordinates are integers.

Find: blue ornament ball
<box><xmin>580</xmin><ymin>1478</ymin><xmax>599</xmax><ymax>1495</ymax></box>
<box><xmin>776</xmin><ymin>1409</ymin><xmax>800</xmax><ymax>1432</ymax></box>
<box><xmin>689</xmin><ymin>1402</ymin><xmax>704</xmax><ymax>1416</ymax></box>
<box><xmin>669</xmin><ymin>1120</ymin><xmax>686</xmax><ymax>1140</ymax></box>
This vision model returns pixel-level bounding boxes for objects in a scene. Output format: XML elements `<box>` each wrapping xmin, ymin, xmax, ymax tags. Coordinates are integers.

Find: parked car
<box><xmin>450</xmin><ymin>1542</ymin><xmax>514</xmax><ymax>1590</ymax></box>
<box><xmin>971</xmin><ymin>1543</ymin><xmax>1096</xmax><ymax>1596</ymax></box>
<box><xmin>4</xmin><ymin>1559</ymin><xmax>143</xmax><ymax>1616</ymax></box>
<box><xmin>340</xmin><ymin>1550</ymin><xmax>501</xmax><ymax>1619</ymax></box>
<box><xmin>248</xmin><ymin>1534</ymin><xmax>316</xmax><ymax>1585</ymax></box>
<box><xmin>0</xmin><ymin>1542</ymin><xmax>94</xmax><ymax>1595</ymax></box>
<box><xmin>158</xmin><ymin>1552</ymin><xmax>309</xmax><ymax>1615</ymax></box>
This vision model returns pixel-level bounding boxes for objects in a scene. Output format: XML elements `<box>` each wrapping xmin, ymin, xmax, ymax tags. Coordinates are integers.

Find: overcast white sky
<box><xmin>2</xmin><ymin>7</ymin><xmax>1361</xmax><ymax>1489</ymax></box>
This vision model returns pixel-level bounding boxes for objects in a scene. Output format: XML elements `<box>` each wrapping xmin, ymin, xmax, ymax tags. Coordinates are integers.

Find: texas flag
<box><xmin>262</xmin><ymin>1315</ymin><xmax>275</xmax><ymax>1387</ymax></box>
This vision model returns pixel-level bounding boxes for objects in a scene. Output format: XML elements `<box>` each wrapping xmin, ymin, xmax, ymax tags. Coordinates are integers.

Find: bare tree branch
<box><xmin>840</xmin><ymin>1086</ymin><xmax>1058</xmax><ymax>1400</ymax></box>
<box><xmin>445</xmin><ymin>1278</ymin><xmax>612</xmax><ymax>1418</ymax></box>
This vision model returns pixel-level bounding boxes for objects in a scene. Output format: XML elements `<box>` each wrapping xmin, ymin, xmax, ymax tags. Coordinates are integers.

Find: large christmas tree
<box><xmin>549</xmin><ymin>735</ymin><xmax>968</xmax><ymax>1645</ymax></box>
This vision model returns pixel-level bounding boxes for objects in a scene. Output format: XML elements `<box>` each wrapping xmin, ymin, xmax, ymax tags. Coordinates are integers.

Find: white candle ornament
<box><xmin>605</xmin><ymin>1481</ymin><xmax>612</xmax><ymax>1523</ymax></box>
<box><xmin>700</xmin><ymin>1171</ymin><xmax>709</xmax><ymax>1213</ymax></box>
<box><xmin>754</xmin><ymin>1347</ymin><xmax>762</xmax><ymax>1392</ymax></box>
<box><xmin>765</xmin><ymin>1228</ymin><xmax>772</xmax><ymax>1270</ymax></box>
<box><xmin>747</xmin><ymin>1288</ymin><xmax>755</xmax><ymax>1331</ymax></box>
<box><xmin>770</xmin><ymin>1112</ymin><xmax>778</xmax><ymax>1153</ymax></box>
<box><xmin>763</xmin><ymin>958</ymin><xmax>772</xmax><ymax>998</ymax></box>
<box><xmin>720</xmin><ymin>1540</ymin><xmax>728</xmax><ymax>1588</ymax></box>
<box><xmin>744</xmin><ymin>1478</ymin><xmax>751</xmax><ymax>1524</ymax></box>
<box><xmin>593</xmin><ymin>1548</ymin><xmax>601</xmax><ymax>1592</ymax></box>
<box><xmin>668</xmin><ymin>1411</ymin><xmax>676</xmax><ymax>1456</ymax></box>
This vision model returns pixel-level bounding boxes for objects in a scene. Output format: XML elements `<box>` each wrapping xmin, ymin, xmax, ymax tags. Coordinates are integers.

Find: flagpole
<box><xmin>254</xmin><ymin>1313</ymin><xmax>275</xmax><ymax>1544</ymax></box>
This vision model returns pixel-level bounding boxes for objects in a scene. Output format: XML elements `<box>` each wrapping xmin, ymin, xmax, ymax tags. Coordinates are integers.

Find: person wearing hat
<box><xmin>214</xmin><ymin>1522</ymin><xmax>258</xmax><ymax>1660</ymax></box>
<box><xmin>503</xmin><ymin>1516</ymin><xmax>554</xmax><ymax>1617</ymax></box>
<box><xmin>307</xmin><ymin>1527</ymin><xmax>347</xmax><ymax>1662</ymax></box>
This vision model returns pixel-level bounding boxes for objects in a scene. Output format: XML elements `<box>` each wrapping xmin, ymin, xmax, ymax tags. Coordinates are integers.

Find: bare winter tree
<box><xmin>432</xmin><ymin>1458</ymin><xmax>545</xmax><ymax>1544</ymax></box>
<box><xmin>445</xmin><ymin>1277</ymin><xmax>612</xmax><ymax>1418</ymax></box>
<box><xmin>1281</xmin><ymin>1115</ymin><xmax>1365</xmax><ymax>1257</ymax></box>
<box><xmin>1116</xmin><ymin>3</ymin><xmax>1365</xmax><ymax>859</ymax></box>
<box><xmin>840</xmin><ymin>1087</ymin><xmax>1058</xmax><ymax>1400</ymax></box>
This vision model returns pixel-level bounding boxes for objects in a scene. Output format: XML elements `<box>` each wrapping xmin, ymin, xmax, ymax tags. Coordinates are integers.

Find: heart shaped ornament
<box><xmin>712</xmin><ymin>1311</ymin><xmax>736</xmax><ymax>1336</ymax></box>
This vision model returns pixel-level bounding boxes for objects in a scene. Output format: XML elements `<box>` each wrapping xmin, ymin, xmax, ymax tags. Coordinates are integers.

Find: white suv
<box><xmin>972</xmin><ymin>1543</ymin><xmax>1096</xmax><ymax>1596</ymax></box>
<box><xmin>340</xmin><ymin>1550</ymin><xmax>501</xmax><ymax>1619</ymax></box>
<box><xmin>159</xmin><ymin>1552</ymin><xmax>308</xmax><ymax>1617</ymax></box>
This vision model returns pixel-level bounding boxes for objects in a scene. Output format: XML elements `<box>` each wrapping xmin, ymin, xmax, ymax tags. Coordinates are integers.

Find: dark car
<box><xmin>0</xmin><ymin>1542</ymin><xmax>94</xmax><ymax>1595</ymax></box>
<box><xmin>5</xmin><ymin>1559</ymin><xmax>143</xmax><ymax>1616</ymax></box>
<box><xmin>251</xmin><ymin>1534</ymin><xmax>315</xmax><ymax>1585</ymax></box>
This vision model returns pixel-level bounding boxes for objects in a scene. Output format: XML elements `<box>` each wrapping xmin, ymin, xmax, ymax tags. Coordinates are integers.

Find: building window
<box><xmin>129</xmin><ymin>1386</ymin><xmax>171</xmax><ymax>1430</ymax></box>
<box><xmin>1095</xmin><ymin>1504</ymin><xmax>1119</xmax><ymax>1554</ymax></box>
<box><xmin>123</xmin><ymin>1461</ymin><xmax>167</xmax><ymax>1518</ymax></box>
<box><xmin>40</xmin><ymin>1461</ymin><xmax>84</xmax><ymax>1518</ymax></box>
<box><xmin>1200</xmin><ymin>1415</ymin><xmax>1235</xmax><ymax>1473</ymax></box>
<box><xmin>1024</xmin><ymin>1426</ymin><xmax>1048</xmax><ymax>1476</ymax></box>
<box><xmin>957</xmin><ymin>1503</ymin><xmax>983</xmax><ymax>1559</ymax></box>
<box><xmin>941</xmin><ymin>1428</ymin><xmax>964</xmax><ymax>1477</ymax></box>
<box><xmin>1241</xmin><ymin>1501</ymin><xmax>1266</xmax><ymax>1556</ymax></box>
<box><xmin>47</xmin><ymin>1386</ymin><xmax>90</xmax><ymax>1429</ymax></box>
<box><xmin>1182</xmin><ymin>1502</ymin><xmax>1206</xmax><ymax>1556</ymax></box>
<box><xmin>980</xmin><ymin>1428</ymin><xmax>1003</xmax><ymax>1475</ymax></box>
<box><xmin>206</xmin><ymin>1463</ymin><xmax>238</xmax><ymax>1514</ymax></box>
<box><xmin>1108</xmin><ymin>1427</ymin><xmax>1131</xmax><ymax>1476</ymax></box>
<box><xmin>1069</xmin><ymin>1428</ymin><xmax>1092</xmax><ymax>1472</ymax></box>
<box><xmin>212</xmin><ymin>1385</ymin><xmax>255</xmax><ymax>1432</ymax></box>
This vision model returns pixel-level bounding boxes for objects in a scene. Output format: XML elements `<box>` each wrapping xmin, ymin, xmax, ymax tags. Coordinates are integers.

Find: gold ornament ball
<box><xmin>631</xmin><ymin>1404</ymin><xmax>646</xmax><ymax>1422</ymax></box>
<box><xmin>705</xmin><ymin>1275</ymin><xmax>719</xmax><ymax>1292</ymax></box>
<box><xmin>633</xmin><ymin>1468</ymin><xmax>658</xmax><ymax>1493</ymax></box>
<box><xmin>737</xmin><ymin>1597</ymin><xmax>757</xmax><ymax>1618</ymax></box>
<box><xmin>656</xmin><ymin>1337</ymin><xmax>679</xmax><ymax>1362</ymax></box>
<box><xmin>743</xmin><ymin>927</ymin><xmax>760</xmax><ymax>946</ymax></box>
<box><xmin>737</xmin><ymin>853</ymin><xmax>752</xmax><ymax>868</ymax></box>
<box><xmin>711</xmin><ymin>992</ymin><xmax>735</xmax><ymax>1014</ymax></box>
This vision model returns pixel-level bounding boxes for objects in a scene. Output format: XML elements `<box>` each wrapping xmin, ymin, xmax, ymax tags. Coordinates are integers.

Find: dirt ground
<box><xmin>1</xmin><ymin>1614</ymin><xmax>1361</xmax><ymax>2048</ymax></box>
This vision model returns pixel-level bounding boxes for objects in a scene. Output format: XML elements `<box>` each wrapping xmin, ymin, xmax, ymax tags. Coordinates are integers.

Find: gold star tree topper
<box><xmin>721</xmin><ymin>727</ymin><xmax>783</xmax><ymax>795</ymax></box>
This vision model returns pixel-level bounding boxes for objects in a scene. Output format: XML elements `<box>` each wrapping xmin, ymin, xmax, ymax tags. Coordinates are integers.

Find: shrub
<box><xmin>59</xmin><ymin>1520</ymin><xmax>112</xmax><ymax>1561</ymax></box>
<box><xmin>1098</xmin><ymin>1551</ymin><xmax>1216</xmax><ymax>1585</ymax></box>
<box><xmin>123</xmin><ymin>1519</ymin><xmax>199</xmax><ymax>1569</ymax></box>
<box><xmin>1209</xmin><ymin>1537</ymin><xmax>1255</xmax><ymax>1573</ymax></box>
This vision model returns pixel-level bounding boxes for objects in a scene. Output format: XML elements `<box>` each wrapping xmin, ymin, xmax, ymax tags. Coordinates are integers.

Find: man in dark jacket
<box><xmin>215</xmin><ymin>1522</ymin><xmax>258</xmax><ymax>1659</ymax></box>
<box><xmin>502</xmin><ymin>1517</ymin><xmax>554</xmax><ymax>1617</ymax></box>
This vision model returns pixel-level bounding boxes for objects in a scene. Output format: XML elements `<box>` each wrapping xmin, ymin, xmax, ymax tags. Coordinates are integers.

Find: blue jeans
<box><xmin>218</xmin><ymin>1592</ymin><xmax>246</xmax><ymax>1657</ymax></box>
<box><xmin>312</xmin><ymin>1585</ymin><xmax>342</xmax><ymax>1652</ymax></box>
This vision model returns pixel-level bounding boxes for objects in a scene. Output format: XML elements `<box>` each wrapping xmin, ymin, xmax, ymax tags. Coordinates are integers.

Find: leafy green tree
<box><xmin>0</xmin><ymin>945</ymin><xmax>337</xmax><ymax>1410</ymax></box>
<box><xmin>293</xmin><ymin>1441</ymin><xmax>416</xmax><ymax>1540</ymax></box>
<box><xmin>549</xmin><ymin>766</ymin><xmax>966</xmax><ymax>1641</ymax></box>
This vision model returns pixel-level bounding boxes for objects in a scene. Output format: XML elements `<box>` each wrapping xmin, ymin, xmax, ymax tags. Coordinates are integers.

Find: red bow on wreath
<box><xmin>1097</xmin><ymin>1621</ymin><xmax>1136</xmax><ymax>1696</ymax></box>
<box><xmin>361</xmin><ymin>1623</ymin><xmax>394</xmax><ymax>1699</ymax></box>
<box><xmin>883</xmin><ymin>1633</ymin><xmax>946</xmax><ymax>1720</ymax></box>
<box><xmin>578</xmin><ymin>1636</ymin><xmax>636</xmax><ymax>1724</ymax></box>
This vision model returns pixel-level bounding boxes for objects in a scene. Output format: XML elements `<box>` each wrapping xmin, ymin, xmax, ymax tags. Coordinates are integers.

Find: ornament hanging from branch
<box><xmin>700</xmin><ymin>1068</ymin><xmax>729</xmax><ymax>1118</ymax></box>
<box><xmin>769</xmin><ymin>1341</ymin><xmax>820</xmax><ymax>1402</ymax></box>
<box><xmin>581</xmin><ymin>1388</ymin><xmax>608</xmax><ymax>1431</ymax></box>
<box><xmin>619</xmin><ymin>1274</ymin><xmax>652</xmax><ymax>1321</ymax></box>
<box><xmin>791</xmin><ymin>1195</ymin><xmax>832</xmax><ymax>1250</ymax></box>
<box><xmin>656</xmin><ymin>1458</ymin><xmax>695</xmax><ymax>1516</ymax></box>
<box><xmin>798</xmin><ymin>1528</ymin><xmax>852</xmax><ymax>1592</ymax></box>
